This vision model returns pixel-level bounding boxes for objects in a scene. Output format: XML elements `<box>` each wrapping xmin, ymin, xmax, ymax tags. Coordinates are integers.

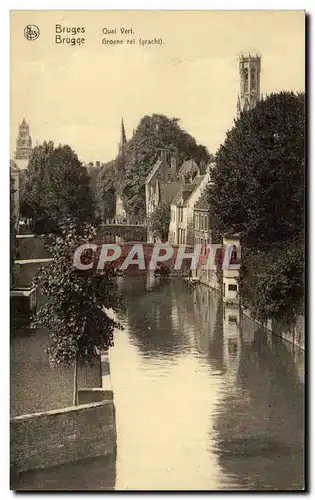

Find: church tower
<box><xmin>15</xmin><ymin>118</ymin><xmax>32</xmax><ymax>160</ymax></box>
<box><xmin>116</xmin><ymin>118</ymin><xmax>127</xmax><ymax>223</ymax></box>
<box><xmin>118</xmin><ymin>117</ymin><xmax>127</xmax><ymax>155</ymax></box>
<box><xmin>237</xmin><ymin>54</ymin><xmax>261</xmax><ymax>118</ymax></box>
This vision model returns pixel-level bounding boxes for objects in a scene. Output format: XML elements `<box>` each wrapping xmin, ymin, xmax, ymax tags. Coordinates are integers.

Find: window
<box><xmin>230</xmin><ymin>245</ymin><xmax>238</xmax><ymax>264</ymax></box>
<box><xmin>228</xmin><ymin>284</ymin><xmax>238</xmax><ymax>292</ymax></box>
<box><xmin>243</xmin><ymin>68</ymin><xmax>248</xmax><ymax>92</ymax></box>
<box><xmin>204</xmin><ymin>215</ymin><xmax>208</xmax><ymax>232</ymax></box>
<box><xmin>178</xmin><ymin>207</ymin><xmax>183</xmax><ymax>223</ymax></box>
<box><xmin>200</xmin><ymin>214</ymin><xmax>204</xmax><ymax>231</ymax></box>
<box><xmin>194</xmin><ymin>214</ymin><xmax>198</xmax><ymax>230</ymax></box>
<box><xmin>251</xmin><ymin>68</ymin><xmax>256</xmax><ymax>89</ymax></box>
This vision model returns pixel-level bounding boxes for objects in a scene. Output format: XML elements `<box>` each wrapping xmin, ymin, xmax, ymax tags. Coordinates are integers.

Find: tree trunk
<box><xmin>73</xmin><ymin>352</ymin><xmax>79</xmax><ymax>406</ymax></box>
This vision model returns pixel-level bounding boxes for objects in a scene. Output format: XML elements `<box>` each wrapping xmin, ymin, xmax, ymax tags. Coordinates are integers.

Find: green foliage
<box><xmin>31</xmin><ymin>221</ymin><xmax>124</xmax><ymax>367</ymax></box>
<box><xmin>120</xmin><ymin>114</ymin><xmax>211</xmax><ymax>218</ymax></box>
<box><xmin>239</xmin><ymin>240</ymin><xmax>304</xmax><ymax>324</ymax></box>
<box><xmin>89</xmin><ymin>161</ymin><xmax>116</xmax><ymax>222</ymax></box>
<box><xmin>208</xmin><ymin>92</ymin><xmax>305</xmax><ymax>323</ymax></box>
<box><xmin>208</xmin><ymin>92</ymin><xmax>304</xmax><ymax>247</ymax></box>
<box><xmin>21</xmin><ymin>141</ymin><xmax>95</xmax><ymax>233</ymax></box>
<box><xmin>147</xmin><ymin>202</ymin><xmax>171</xmax><ymax>242</ymax></box>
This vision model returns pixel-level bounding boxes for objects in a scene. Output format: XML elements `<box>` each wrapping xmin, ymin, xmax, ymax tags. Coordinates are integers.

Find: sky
<box><xmin>10</xmin><ymin>10</ymin><xmax>305</xmax><ymax>164</ymax></box>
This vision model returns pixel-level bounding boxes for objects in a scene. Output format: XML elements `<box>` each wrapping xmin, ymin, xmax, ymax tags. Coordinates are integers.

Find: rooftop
<box><xmin>146</xmin><ymin>159</ymin><xmax>164</xmax><ymax>184</ymax></box>
<box><xmin>194</xmin><ymin>189</ymin><xmax>209</xmax><ymax>211</ymax></box>
<box><xmin>159</xmin><ymin>182</ymin><xmax>182</xmax><ymax>204</ymax></box>
<box><xmin>172</xmin><ymin>175</ymin><xmax>205</xmax><ymax>206</ymax></box>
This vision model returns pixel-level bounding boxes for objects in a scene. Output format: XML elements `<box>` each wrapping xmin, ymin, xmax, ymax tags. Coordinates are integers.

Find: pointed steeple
<box><xmin>119</xmin><ymin>118</ymin><xmax>127</xmax><ymax>155</ymax></box>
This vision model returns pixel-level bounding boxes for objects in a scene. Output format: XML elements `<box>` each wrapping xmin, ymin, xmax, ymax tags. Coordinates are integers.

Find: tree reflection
<box><xmin>121</xmin><ymin>277</ymin><xmax>192</xmax><ymax>358</ymax></box>
<box><xmin>211</xmin><ymin>316</ymin><xmax>305</xmax><ymax>490</ymax></box>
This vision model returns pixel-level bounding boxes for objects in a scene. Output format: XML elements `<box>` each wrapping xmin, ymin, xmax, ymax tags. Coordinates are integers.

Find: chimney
<box><xmin>161</xmin><ymin>150</ymin><xmax>168</xmax><ymax>163</ymax></box>
<box><xmin>170</xmin><ymin>151</ymin><xmax>179</xmax><ymax>180</ymax></box>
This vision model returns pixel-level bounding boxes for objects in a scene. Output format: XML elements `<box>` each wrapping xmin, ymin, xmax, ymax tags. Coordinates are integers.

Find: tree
<box><xmin>21</xmin><ymin>142</ymin><xmax>95</xmax><ymax>233</ymax></box>
<box><xmin>239</xmin><ymin>240</ymin><xmax>304</xmax><ymax>324</ymax></box>
<box><xmin>208</xmin><ymin>92</ymin><xmax>304</xmax><ymax>248</ymax></box>
<box><xmin>148</xmin><ymin>202</ymin><xmax>171</xmax><ymax>242</ymax></box>
<box><xmin>119</xmin><ymin>114</ymin><xmax>211</xmax><ymax>219</ymax></box>
<box><xmin>89</xmin><ymin>161</ymin><xmax>116</xmax><ymax>222</ymax></box>
<box><xmin>31</xmin><ymin>220</ymin><xmax>123</xmax><ymax>405</ymax></box>
<box><xmin>208</xmin><ymin>92</ymin><xmax>305</xmax><ymax>324</ymax></box>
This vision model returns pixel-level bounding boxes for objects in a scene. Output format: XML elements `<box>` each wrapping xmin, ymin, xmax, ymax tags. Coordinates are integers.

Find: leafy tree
<box><xmin>89</xmin><ymin>161</ymin><xmax>116</xmax><ymax>222</ymax></box>
<box><xmin>31</xmin><ymin>220</ymin><xmax>123</xmax><ymax>405</ymax></box>
<box><xmin>120</xmin><ymin>114</ymin><xmax>211</xmax><ymax>218</ymax></box>
<box><xmin>148</xmin><ymin>202</ymin><xmax>171</xmax><ymax>242</ymax></box>
<box><xmin>208</xmin><ymin>92</ymin><xmax>304</xmax><ymax>248</ymax></box>
<box><xmin>208</xmin><ymin>92</ymin><xmax>305</xmax><ymax>323</ymax></box>
<box><xmin>239</xmin><ymin>240</ymin><xmax>304</xmax><ymax>324</ymax></box>
<box><xmin>21</xmin><ymin>142</ymin><xmax>95</xmax><ymax>233</ymax></box>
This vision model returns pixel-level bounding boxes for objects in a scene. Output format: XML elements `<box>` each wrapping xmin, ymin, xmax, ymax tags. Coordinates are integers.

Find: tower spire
<box><xmin>119</xmin><ymin>117</ymin><xmax>127</xmax><ymax>155</ymax></box>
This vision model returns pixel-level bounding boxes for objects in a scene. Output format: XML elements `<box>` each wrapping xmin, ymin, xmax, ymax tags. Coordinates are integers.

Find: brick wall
<box><xmin>11</xmin><ymin>399</ymin><xmax>116</xmax><ymax>474</ymax></box>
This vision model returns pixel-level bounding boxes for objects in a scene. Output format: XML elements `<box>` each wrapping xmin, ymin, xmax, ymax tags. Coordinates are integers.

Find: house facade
<box><xmin>194</xmin><ymin>190</ymin><xmax>211</xmax><ymax>254</ymax></box>
<box><xmin>168</xmin><ymin>166</ymin><xmax>212</xmax><ymax>246</ymax></box>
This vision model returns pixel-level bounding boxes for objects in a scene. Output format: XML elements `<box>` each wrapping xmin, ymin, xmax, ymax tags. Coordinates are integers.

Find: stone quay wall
<box><xmin>10</xmin><ymin>398</ymin><xmax>116</xmax><ymax>474</ymax></box>
<box><xmin>11</xmin><ymin>350</ymin><xmax>116</xmax><ymax>475</ymax></box>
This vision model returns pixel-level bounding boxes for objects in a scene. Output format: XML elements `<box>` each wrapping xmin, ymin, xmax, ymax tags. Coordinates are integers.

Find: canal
<box><xmin>12</xmin><ymin>274</ymin><xmax>304</xmax><ymax>491</ymax></box>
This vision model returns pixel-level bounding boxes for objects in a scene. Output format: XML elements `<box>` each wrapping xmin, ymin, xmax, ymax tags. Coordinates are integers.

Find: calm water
<box><xmin>13</xmin><ymin>274</ymin><xmax>304</xmax><ymax>491</ymax></box>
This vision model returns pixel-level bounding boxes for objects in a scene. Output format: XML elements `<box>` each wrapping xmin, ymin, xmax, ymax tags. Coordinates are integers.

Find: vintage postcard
<box><xmin>10</xmin><ymin>10</ymin><xmax>305</xmax><ymax>491</ymax></box>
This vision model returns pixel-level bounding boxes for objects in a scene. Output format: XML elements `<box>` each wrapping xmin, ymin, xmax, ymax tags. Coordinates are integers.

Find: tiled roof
<box><xmin>171</xmin><ymin>175</ymin><xmax>206</xmax><ymax>206</ymax></box>
<box><xmin>146</xmin><ymin>160</ymin><xmax>163</xmax><ymax>184</ymax></box>
<box><xmin>160</xmin><ymin>182</ymin><xmax>182</xmax><ymax>204</ymax></box>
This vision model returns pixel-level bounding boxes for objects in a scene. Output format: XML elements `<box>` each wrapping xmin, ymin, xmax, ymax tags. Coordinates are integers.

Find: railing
<box><xmin>103</xmin><ymin>218</ymin><xmax>145</xmax><ymax>226</ymax></box>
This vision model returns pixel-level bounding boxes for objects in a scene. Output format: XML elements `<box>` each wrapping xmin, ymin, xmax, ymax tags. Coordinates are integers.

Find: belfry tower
<box><xmin>15</xmin><ymin>118</ymin><xmax>32</xmax><ymax>160</ymax></box>
<box><xmin>237</xmin><ymin>54</ymin><xmax>261</xmax><ymax>118</ymax></box>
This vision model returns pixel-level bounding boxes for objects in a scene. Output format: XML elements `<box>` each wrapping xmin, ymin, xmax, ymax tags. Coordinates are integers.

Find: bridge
<box><xmin>99</xmin><ymin>220</ymin><xmax>147</xmax><ymax>242</ymax></box>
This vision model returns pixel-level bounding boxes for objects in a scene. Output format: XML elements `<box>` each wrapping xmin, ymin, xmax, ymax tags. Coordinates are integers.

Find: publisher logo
<box><xmin>24</xmin><ymin>25</ymin><xmax>40</xmax><ymax>41</ymax></box>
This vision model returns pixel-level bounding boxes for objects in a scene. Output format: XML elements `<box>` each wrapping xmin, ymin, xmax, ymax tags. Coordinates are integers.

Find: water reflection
<box><xmin>11</xmin><ymin>453</ymin><xmax>116</xmax><ymax>491</ymax></box>
<box><xmin>110</xmin><ymin>276</ymin><xmax>304</xmax><ymax>490</ymax></box>
<box><xmin>12</xmin><ymin>275</ymin><xmax>304</xmax><ymax>491</ymax></box>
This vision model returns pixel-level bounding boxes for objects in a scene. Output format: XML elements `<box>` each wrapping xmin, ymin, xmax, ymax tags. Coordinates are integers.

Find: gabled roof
<box><xmin>159</xmin><ymin>182</ymin><xmax>182</xmax><ymax>204</ymax></box>
<box><xmin>146</xmin><ymin>160</ymin><xmax>163</xmax><ymax>184</ymax></box>
<box><xmin>171</xmin><ymin>175</ymin><xmax>205</xmax><ymax>207</ymax></box>
<box><xmin>194</xmin><ymin>189</ymin><xmax>209</xmax><ymax>211</ymax></box>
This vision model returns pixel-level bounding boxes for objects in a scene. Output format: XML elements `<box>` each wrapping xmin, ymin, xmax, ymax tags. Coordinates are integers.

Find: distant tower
<box><xmin>15</xmin><ymin>118</ymin><xmax>32</xmax><ymax>160</ymax></box>
<box><xmin>118</xmin><ymin>117</ymin><xmax>127</xmax><ymax>155</ymax></box>
<box><xmin>237</xmin><ymin>54</ymin><xmax>261</xmax><ymax>118</ymax></box>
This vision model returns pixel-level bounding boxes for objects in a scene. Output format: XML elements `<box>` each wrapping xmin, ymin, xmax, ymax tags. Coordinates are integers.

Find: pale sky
<box><xmin>11</xmin><ymin>10</ymin><xmax>305</xmax><ymax>164</ymax></box>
